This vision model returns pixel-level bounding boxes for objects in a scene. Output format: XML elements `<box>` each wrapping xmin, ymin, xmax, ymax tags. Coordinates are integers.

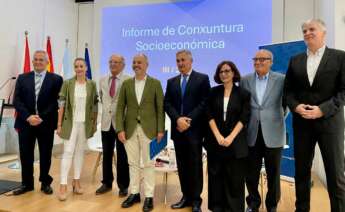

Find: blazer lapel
<box><xmin>37</xmin><ymin>72</ymin><xmax>49</xmax><ymax>100</ymax></box>
<box><xmin>249</xmin><ymin>73</ymin><xmax>259</xmax><ymax>105</ymax></box>
<box><xmin>182</xmin><ymin>70</ymin><xmax>194</xmax><ymax>101</ymax></box>
<box><xmin>261</xmin><ymin>72</ymin><xmax>276</xmax><ymax>106</ymax></box>
<box><xmin>130</xmin><ymin>78</ymin><xmax>139</xmax><ymax>106</ymax></box>
<box><xmin>300</xmin><ymin>53</ymin><xmax>310</xmax><ymax>87</ymax></box>
<box><xmin>311</xmin><ymin>47</ymin><xmax>330</xmax><ymax>88</ymax></box>
<box><xmin>139</xmin><ymin>76</ymin><xmax>150</xmax><ymax>106</ymax></box>
<box><xmin>69</xmin><ymin>78</ymin><xmax>76</xmax><ymax>108</ymax></box>
<box><xmin>175</xmin><ymin>75</ymin><xmax>182</xmax><ymax>101</ymax></box>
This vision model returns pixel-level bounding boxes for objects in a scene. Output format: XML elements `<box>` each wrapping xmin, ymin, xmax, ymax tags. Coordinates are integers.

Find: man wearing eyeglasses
<box><xmin>284</xmin><ymin>19</ymin><xmax>345</xmax><ymax>212</ymax></box>
<box><xmin>241</xmin><ymin>49</ymin><xmax>286</xmax><ymax>212</ymax></box>
<box><xmin>96</xmin><ymin>54</ymin><xmax>130</xmax><ymax>197</ymax></box>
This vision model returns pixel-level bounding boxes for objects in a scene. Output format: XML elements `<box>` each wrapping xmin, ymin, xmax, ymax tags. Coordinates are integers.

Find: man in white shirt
<box><xmin>116</xmin><ymin>54</ymin><xmax>165</xmax><ymax>212</ymax></box>
<box><xmin>96</xmin><ymin>54</ymin><xmax>130</xmax><ymax>196</ymax></box>
<box><xmin>284</xmin><ymin>19</ymin><xmax>345</xmax><ymax>212</ymax></box>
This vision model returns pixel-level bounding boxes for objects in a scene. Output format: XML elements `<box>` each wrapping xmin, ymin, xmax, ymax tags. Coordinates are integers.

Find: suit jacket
<box><xmin>115</xmin><ymin>76</ymin><xmax>165</xmax><ymax>140</ymax></box>
<box><xmin>241</xmin><ymin>71</ymin><xmax>286</xmax><ymax>148</ymax></box>
<box><xmin>99</xmin><ymin>72</ymin><xmax>131</xmax><ymax>131</ymax></box>
<box><xmin>14</xmin><ymin>71</ymin><xmax>63</xmax><ymax>130</ymax></box>
<box><xmin>164</xmin><ymin>70</ymin><xmax>210</xmax><ymax>141</ymax></box>
<box><xmin>284</xmin><ymin>47</ymin><xmax>345</xmax><ymax>133</ymax></box>
<box><xmin>205</xmin><ymin>85</ymin><xmax>250</xmax><ymax>159</ymax></box>
<box><xmin>58</xmin><ymin>77</ymin><xmax>98</xmax><ymax>140</ymax></box>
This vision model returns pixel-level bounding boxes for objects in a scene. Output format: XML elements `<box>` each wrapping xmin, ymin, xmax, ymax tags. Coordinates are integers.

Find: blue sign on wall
<box><xmin>259</xmin><ymin>40</ymin><xmax>307</xmax><ymax>178</ymax></box>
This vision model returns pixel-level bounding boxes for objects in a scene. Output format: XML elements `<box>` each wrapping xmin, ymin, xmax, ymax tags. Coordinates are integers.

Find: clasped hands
<box><xmin>215</xmin><ymin>134</ymin><xmax>234</xmax><ymax>147</ymax></box>
<box><xmin>117</xmin><ymin>131</ymin><xmax>164</xmax><ymax>144</ymax></box>
<box><xmin>176</xmin><ymin>117</ymin><xmax>191</xmax><ymax>133</ymax></box>
<box><xmin>26</xmin><ymin>115</ymin><xmax>43</xmax><ymax>126</ymax></box>
<box><xmin>295</xmin><ymin>104</ymin><xmax>323</xmax><ymax>119</ymax></box>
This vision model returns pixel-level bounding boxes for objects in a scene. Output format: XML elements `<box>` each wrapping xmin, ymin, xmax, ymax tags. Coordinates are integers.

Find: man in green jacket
<box><xmin>116</xmin><ymin>54</ymin><xmax>165</xmax><ymax>212</ymax></box>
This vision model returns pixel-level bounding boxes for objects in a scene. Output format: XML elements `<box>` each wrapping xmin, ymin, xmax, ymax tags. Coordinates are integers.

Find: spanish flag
<box><xmin>23</xmin><ymin>31</ymin><xmax>31</xmax><ymax>73</ymax></box>
<box><xmin>46</xmin><ymin>36</ymin><xmax>54</xmax><ymax>72</ymax></box>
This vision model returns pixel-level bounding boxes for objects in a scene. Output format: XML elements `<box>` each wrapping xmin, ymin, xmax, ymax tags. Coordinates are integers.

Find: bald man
<box><xmin>241</xmin><ymin>50</ymin><xmax>286</xmax><ymax>212</ymax></box>
<box><xmin>96</xmin><ymin>54</ymin><xmax>130</xmax><ymax>197</ymax></box>
<box><xmin>116</xmin><ymin>54</ymin><xmax>165</xmax><ymax>212</ymax></box>
<box><xmin>284</xmin><ymin>19</ymin><xmax>345</xmax><ymax>212</ymax></box>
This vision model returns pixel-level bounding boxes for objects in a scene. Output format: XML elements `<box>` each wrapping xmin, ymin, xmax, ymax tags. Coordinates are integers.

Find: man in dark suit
<box><xmin>284</xmin><ymin>19</ymin><xmax>345</xmax><ymax>212</ymax></box>
<box><xmin>13</xmin><ymin>50</ymin><xmax>63</xmax><ymax>195</ymax></box>
<box><xmin>165</xmin><ymin>50</ymin><xmax>210</xmax><ymax>212</ymax></box>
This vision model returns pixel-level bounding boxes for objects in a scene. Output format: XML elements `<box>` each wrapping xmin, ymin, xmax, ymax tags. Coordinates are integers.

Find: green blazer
<box><xmin>58</xmin><ymin>77</ymin><xmax>98</xmax><ymax>140</ymax></box>
<box><xmin>116</xmin><ymin>76</ymin><xmax>165</xmax><ymax>140</ymax></box>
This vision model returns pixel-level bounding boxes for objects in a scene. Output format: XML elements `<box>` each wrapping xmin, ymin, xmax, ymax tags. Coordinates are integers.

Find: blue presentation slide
<box><xmin>101</xmin><ymin>0</ymin><xmax>272</xmax><ymax>87</ymax></box>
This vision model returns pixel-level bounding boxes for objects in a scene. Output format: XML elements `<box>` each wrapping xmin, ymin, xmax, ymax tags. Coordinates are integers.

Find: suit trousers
<box><xmin>208</xmin><ymin>153</ymin><xmax>246</xmax><ymax>212</ymax></box>
<box><xmin>246</xmin><ymin>124</ymin><xmax>282</xmax><ymax>210</ymax></box>
<box><xmin>173</xmin><ymin>133</ymin><xmax>203</xmax><ymax>205</ymax></box>
<box><xmin>294</xmin><ymin>122</ymin><xmax>345</xmax><ymax>212</ymax></box>
<box><xmin>101</xmin><ymin>124</ymin><xmax>129</xmax><ymax>190</ymax></box>
<box><xmin>18</xmin><ymin>124</ymin><xmax>54</xmax><ymax>188</ymax></box>
<box><xmin>60</xmin><ymin>122</ymin><xmax>86</xmax><ymax>185</ymax></box>
<box><xmin>124</xmin><ymin>124</ymin><xmax>155</xmax><ymax>197</ymax></box>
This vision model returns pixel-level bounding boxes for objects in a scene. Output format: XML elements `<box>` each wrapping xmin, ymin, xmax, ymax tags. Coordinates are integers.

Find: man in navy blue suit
<box><xmin>165</xmin><ymin>50</ymin><xmax>210</xmax><ymax>212</ymax></box>
<box><xmin>13</xmin><ymin>50</ymin><xmax>63</xmax><ymax>195</ymax></box>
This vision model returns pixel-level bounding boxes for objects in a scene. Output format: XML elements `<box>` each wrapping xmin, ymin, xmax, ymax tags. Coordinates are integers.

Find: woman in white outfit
<box><xmin>57</xmin><ymin>58</ymin><xmax>98</xmax><ymax>201</ymax></box>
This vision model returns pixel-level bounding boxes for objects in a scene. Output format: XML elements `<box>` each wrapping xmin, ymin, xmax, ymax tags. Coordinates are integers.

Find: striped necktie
<box><xmin>35</xmin><ymin>73</ymin><xmax>42</xmax><ymax>112</ymax></box>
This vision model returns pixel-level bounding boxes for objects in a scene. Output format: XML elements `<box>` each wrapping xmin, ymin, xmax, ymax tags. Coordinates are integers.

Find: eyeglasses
<box><xmin>252</xmin><ymin>57</ymin><xmax>271</xmax><ymax>62</ymax></box>
<box><xmin>219</xmin><ymin>69</ymin><xmax>232</xmax><ymax>75</ymax></box>
<box><xmin>109</xmin><ymin>61</ymin><xmax>123</xmax><ymax>64</ymax></box>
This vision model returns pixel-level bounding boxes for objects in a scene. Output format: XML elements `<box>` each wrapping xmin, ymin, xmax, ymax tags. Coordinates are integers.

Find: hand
<box><xmin>223</xmin><ymin>136</ymin><xmax>234</xmax><ymax>147</ymax></box>
<box><xmin>157</xmin><ymin>132</ymin><xmax>164</xmax><ymax>143</ymax></box>
<box><xmin>56</xmin><ymin>126</ymin><xmax>62</xmax><ymax>136</ymax></box>
<box><xmin>301</xmin><ymin>105</ymin><xmax>324</xmax><ymax>119</ymax></box>
<box><xmin>118</xmin><ymin>131</ymin><xmax>126</xmax><ymax>143</ymax></box>
<box><xmin>176</xmin><ymin>117</ymin><xmax>191</xmax><ymax>132</ymax></box>
<box><xmin>27</xmin><ymin>115</ymin><xmax>42</xmax><ymax>126</ymax></box>
<box><xmin>295</xmin><ymin>104</ymin><xmax>309</xmax><ymax>115</ymax></box>
<box><xmin>216</xmin><ymin>134</ymin><xmax>225</xmax><ymax>146</ymax></box>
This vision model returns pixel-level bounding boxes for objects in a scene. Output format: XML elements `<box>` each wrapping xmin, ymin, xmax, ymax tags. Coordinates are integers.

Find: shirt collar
<box><xmin>307</xmin><ymin>45</ymin><xmax>326</xmax><ymax>56</ymax></box>
<box><xmin>135</xmin><ymin>74</ymin><xmax>147</xmax><ymax>82</ymax></box>
<box><xmin>255</xmin><ymin>71</ymin><xmax>269</xmax><ymax>80</ymax></box>
<box><xmin>109</xmin><ymin>71</ymin><xmax>123</xmax><ymax>81</ymax></box>
<box><xmin>181</xmin><ymin>69</ymin><xmax>192</xmax><ymax>77</ymax></box>
<box><xmin>34</xmin><ymin>70</ymin><xmax>47</xmax><ymax>77</ymax></box>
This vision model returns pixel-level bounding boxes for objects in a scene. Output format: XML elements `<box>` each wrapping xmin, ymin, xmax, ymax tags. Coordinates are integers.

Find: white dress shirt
<box><xmin>73</xmin><ymin>82</ymin><xmax>87</xmax><ymax>122</ymax></box>
<box><xmin>307</xmin><ymin>45</ymin><xmax>326</xmax><ymax>85</ymax></box>
<box><xmin>135</xmin><ymin>75</ymin><xmax>147</xmax><ymax>104</ymax></box>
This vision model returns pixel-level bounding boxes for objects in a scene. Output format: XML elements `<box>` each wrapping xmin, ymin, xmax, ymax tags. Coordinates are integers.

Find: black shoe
<box><xmin>267</xmin><ymin>207</ymin><xmax>277</xmax><ymax>212</ymax></box>
<box><xmin>119</xmin><ymin>188</ymin><xmax>128</xmax><ymax>197</ymax></box>
<box><xmin>95</xmin><ymin>184</ymin><xmax>112</xmax><ymax>195</ymax></box>
<box><xmin>171</xmin><ymin>197</ymin><xmax>191</xmax><ymax>209</ymax></box>
<box><xmin>41</xmin><ymin>184</ymin><xmax>53</xmax><ymax>195</ymax></box>
<box><xmin>192</xmin><ymin>204</ymin><xmax>202</xmax><ymax>212</ymax></box>
<box><xmin>246</xmin><ymin>207</ymin><xmax>259</xmax><ymax>212</ymax></box>
<box><xmin>142</xmin><ymin>197</ymin><xmax>154</xmax><ymax>212</ymax></box>
<box><xmin>12</xmin><ymin>186</ymin><xmax>34</xmax><ymax>195</ymax></box>
<box><xmin>121</xmin><ymin>193</ymin><xmax>141</xmax><ymax>208</ymax></box>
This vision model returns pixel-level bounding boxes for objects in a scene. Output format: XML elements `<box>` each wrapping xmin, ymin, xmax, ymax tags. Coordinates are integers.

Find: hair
<box><xmin>74</xmin><ymin>57</ymin><xmax>87</xmax><ymax>65</ymax></box>
<box><xmin>256</xmin><ymin>49</ymin><xmax>274</xmax><ymax>61</ymax></box>
<box><xmin>109</xmin><ymin>54</ymin><xmax>125</xmax><ymax>65</ymax></box>
<box><xmin>176</xmin><ymin>49</ymin><xmax>193</xmax><ymax>61</ymax></box>
<box><xmin>301</xmin><ymin>19</ymin><xmax>327</xmax><ymax>32</ymax></box>
<box><xmin>214</xmin><ymin>60</ymin><xmax>241</xmax><ymax>84</ymax></box>
<box><xmin>133</xmin><ymin>53</ymin><xmax>148</xmax><ymax>64</ymax></box>
<box><xmin>33</xmin><ymin>50</ymin><xmax>49</xmax><ymax>61</ymax></box>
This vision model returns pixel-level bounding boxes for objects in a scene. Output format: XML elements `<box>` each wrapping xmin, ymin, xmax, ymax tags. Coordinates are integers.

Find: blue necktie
<box><xmin>181</xmin><ymin>74</ymin><xmax>188</xmax><ymax>97</ymax></box>
<box><xmin>181</xmin><ymin>74</ymin><xmax>188</xmax><ymax>114</ymax></box>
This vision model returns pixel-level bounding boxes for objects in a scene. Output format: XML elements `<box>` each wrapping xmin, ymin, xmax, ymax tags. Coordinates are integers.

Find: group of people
<box><xmin>11</xmin><ymin>18</ymin><xmax>345</xmax><ymax>212</ymax></box>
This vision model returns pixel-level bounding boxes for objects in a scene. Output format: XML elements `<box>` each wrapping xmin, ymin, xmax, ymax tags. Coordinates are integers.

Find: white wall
<box><xmin>0</xmin><ymin>0</ymin><xmax>78</xmax><ymax>101</ymax></box>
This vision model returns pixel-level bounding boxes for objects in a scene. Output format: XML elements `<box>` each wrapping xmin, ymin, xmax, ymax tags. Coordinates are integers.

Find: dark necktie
<box><xmin>109</xmin><ymin>76</ymin><xmax>116</xmax><ymax>98</ymax></box>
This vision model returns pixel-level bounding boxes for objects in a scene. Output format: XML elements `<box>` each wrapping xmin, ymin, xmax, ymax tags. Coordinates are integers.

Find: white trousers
<box><xmin>125</xmin><ymin>125</ymin><xmax>155</xmax><ymax>197</ymax></box>
<box><xmin>60</xmin><ymin>122</ymin><xmax>86</xmax><ymax>185</ymax></box>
